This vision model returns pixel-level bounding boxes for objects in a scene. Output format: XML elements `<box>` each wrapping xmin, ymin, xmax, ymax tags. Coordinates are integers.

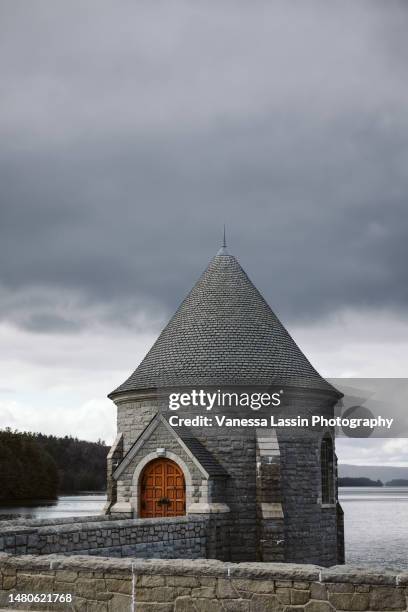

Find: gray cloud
<box><xmin>1</xmin><ymin>0</ymin><xmax>408</xmax><ymax>332</ymax></box>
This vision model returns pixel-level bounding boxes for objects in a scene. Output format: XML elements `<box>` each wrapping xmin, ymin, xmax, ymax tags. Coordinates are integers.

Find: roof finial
<box><xmin>217</xmin><ymin>224</ymin><xmax>229</xmax><ymax>256</ymax></box>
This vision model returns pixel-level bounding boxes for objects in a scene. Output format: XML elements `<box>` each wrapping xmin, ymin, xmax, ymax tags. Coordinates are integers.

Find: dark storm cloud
<box><xmin>1</xmin><ymin>0</ymin><xmax>408</xmax><ymax>332</ymax></box>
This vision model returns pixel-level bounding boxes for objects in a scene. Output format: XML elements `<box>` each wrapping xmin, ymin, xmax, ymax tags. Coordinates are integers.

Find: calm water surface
<box><xmin>0</xmin><ymin>494</ymin><xmax>106</xmax><ymax>520</ymax></box>
<box><xmin>339</xmin><ymin>487</ymin><xmax>408</xmax><ymax>570</ymax></box>
<box><xmin>0</xmin><ymin>488</ymin><xmax>406</xmax><ymax>569</ymax></box>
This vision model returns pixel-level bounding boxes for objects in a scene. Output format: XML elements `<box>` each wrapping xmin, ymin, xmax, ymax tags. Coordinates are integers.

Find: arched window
<box><xmin>321</xmin><ymin>435</ymin><xmax>334</xmax><ymax>504</ymax></box>
<box><xmin>139</xmin><ymin>458</ymin><xmax>186</xmax><ymax>518</ymax></box>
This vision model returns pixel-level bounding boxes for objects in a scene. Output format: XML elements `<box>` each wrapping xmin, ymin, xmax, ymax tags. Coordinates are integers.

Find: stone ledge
<box><xmin>2</xmin><ymin>554</ymin><xmax>403</xmax><ymax>585</ymax></box>
<box><xmin>321</xmin><ymin>565</ymin><xmax>398</xmax><ymax>586</ymax></box>
<box><xmin>396</xmin><ymin>572</ymin><xmax>408</xmax><ymax>586</ymax></box>
<box><xmin>188</xmin><ymin>503</ymin><xmax>231</xmax><ymax>514</ymax></box>
<box><xmin>0</xmin><ymin>514</ymin><xmax>207</xmax><ymax>537</ymax></box>
<box><xmin>1</xmin><ymin>555</ymin><xmax>406</xmax><ymax>612</ymax></box>
<box><xmin>0</xmin><ymin>513</ymin><xmax>120</xmax><ymax>530</ymax></box>
<box><xmin>0</xmin><ymin>552</ymin><xmax>408</xmax><ymax>586</ymax></box>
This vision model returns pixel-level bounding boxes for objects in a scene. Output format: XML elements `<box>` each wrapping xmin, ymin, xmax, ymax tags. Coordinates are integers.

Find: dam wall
<box><xmin>1</xmin><ymin>554</ymin><xmax>407</xmax><ymax>611</ymax></box>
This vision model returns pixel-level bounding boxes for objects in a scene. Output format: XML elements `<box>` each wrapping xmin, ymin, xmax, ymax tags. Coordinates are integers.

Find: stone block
<box><xmin>175</xmin><ymin>596</ymin><xmax>197</xmax><ymax>611</ymax></box>
<box><xmin>293</xmin><ymin>581</ymin><xmax>310</xmax><ymax>589</ymax></box>
<box><xmin>55</xmin><ymin>580</ymin><xmax>80</xmax><ymax>594</ymax></box>
<box><xmin>79</xmin><ymin>570</ymin><xmax>104</xmax><ymax>578</ymax></box>
<box><xmin>328</xmin><ymin>592</ymin><xmax>354</xmax><ymax>609</ymax></box>
<box><xmin>2</xmin><ymin>574</ymin><xmax>16</xmax><ymax>589</ymax></box>
<box><xmin>217</xmin><ymin>578</ymin><xmax>240</xmax><ymax>598</ymax></box>
<box><xmin>322</xmin><ymin>567</ymin><xmax>396</xmax><ymax>586</ymax></box>
<box><xmin>276</xmin><ymin>587</ymin><xmax>290</xmax><ymax>604</ymax></box>
<box><xmin>310</xmin><ymin>583</ymin><xmax>327</xmax><ymax>600</ymax></box>
<box><xmin>199</xmin><ymin>577</ymin><xmax>215</xmax><ymax>587</ymax></box>
<box><xmin>16</xmin><ymin>572</ymin><xmax>54</xmax><ymax>592</ymax></box>
<box><xmin>72</xmin><ymin>596</ymin><xmax>87</xmax><ymax>611</ymax></box>
<box><xmin>0</xmin><ymin>591</ymin><xmax>11</xmax><ymax>609</ymax></box>
<box><xmin>137</xmin><ymin>575</ymin><xmax>166</xmax><ymax>587</ymax></box>
<box><xmin>85</xmin><ymin>600</ymin><xmax>108</xmax><ymax>612</ymax></box>
<box><xmin>76</xmin><ymin>578</ymin><xmax>106</xmax><ymax>599</ymax></box>
<box><xmin>326</xmin><ymin>582</ymin><xmax>354</xmax><ymax>593</ymax></box>
<box><xmin>222</xmin><ymin>600</ymin><xmax>250</xmax><ymax>611</ymax></box>
<box><xmin>107</xmin><ymin>594</ymin><xmax>131</xmax><ymax>612</ymax></box>
<box><xmin>27</xmin><ymin>535</ymin><xmax>38</xmax><ymax>547</ymax></box>
<box><xmin>250</xmin><ymin>594</ymin><xmax>284</xmax><ymax>611</ymax></box>
<box><xmin>137</xmin><ymin>586</ymin><xmax>175</xmax><ymax>602</ymax></box>
<box><xmin>275</xmin><ymin>580</ymin><xmax>293</xmax><ymax>588</ymax></box>
<box><xmin>369</xmin><ymin>586</ymin><xmax>406</xmax><ymax>611</ymax></box>
<box><xmin>192</xmin><ymin>586</ymin><xmax>215</xmax><ymax>598</ymax></box>
<box><xmin>135</xmin><ymin>604</ymin><xmax>173</xmax><ymax>612</ymax></box>
<box><xmin>291</xmin><ymin>589</ymin><xmax>310</xmax><ymax>605</ymax></box>
<box><xmin>233</xmin><ymin>579</ymin><xmax>274</xmax><ymax>594</ymax></box>
<box><xmin>55</xmin><ymin>570</ymin><xmax>78</xmax><ymax>582</ymax></box>
<box><xmin>105</xmin><ymin>577</ymin><xmax>132</xmax><ymax>594</ymax></box>
<box><xmin>305</xmin><ymin>601</ymin><xmax>334</xmax><ymax>612</ymax></box>
<box><xmin>397</xmin><ymin>572</ymin><xmax>408</xmax><ymax>586</ymax></box>
<box><xmin>195</xmin><ymin>598</ymin><xmax>223</xmax><ymax>612</ymax></box>
<box><xmin>349</xmin><ymin>593</ymin><xmax>370</xmax><ymax>611</ymax></box>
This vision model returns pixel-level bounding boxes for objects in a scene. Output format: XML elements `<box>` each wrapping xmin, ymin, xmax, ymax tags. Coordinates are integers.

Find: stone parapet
<box><xmin>0</xmin><ymin>514</ymin><xmax>125</xmax><ymax>531</ymax></box>
<box><xmin>0</xmin><ymin>514</ymin><xmax>232</xmax><ymax>561</ymax></box>
<box><xmin>0</xmin><ymin>554</ymin><xmax>407</xmax><ymax>611</ymax></box>
<box><xmin>0</xmin><ymin>516</ymin><xmax>209</xmax><ymax>559</ymax></box>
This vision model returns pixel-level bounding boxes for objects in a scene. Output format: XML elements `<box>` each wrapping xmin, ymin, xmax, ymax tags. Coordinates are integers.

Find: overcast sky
<box><xmin>1</xmin><ymin>1</ymin><xmax>408</xmax><ymax>465</ymax></box>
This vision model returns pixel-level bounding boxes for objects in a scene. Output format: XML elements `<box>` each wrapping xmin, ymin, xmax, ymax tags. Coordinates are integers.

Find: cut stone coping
<box><xmin>321</xmin><ymin>564</ymin><xmax>399</xmax><ymax>585</ymax></box>
<box><xmin>0</xmin><ymin>553</ymin><xmax>405</xmax><ymax>585</ymax></box>
<box><xmin>0</xmin><ymin>513</ymin><xmax>117</xmax><ymax>529</ymax></box>
<box><xmin>0</xmin><ymin>514</ymin><xmax>203</xmax><ymax>536</ymax></box>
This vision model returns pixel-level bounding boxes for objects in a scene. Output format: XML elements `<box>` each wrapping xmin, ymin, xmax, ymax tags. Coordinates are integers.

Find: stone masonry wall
<box><xmin>1</xmin><ymin>554</ymin><xmax>408</xmax><ymax>612</ymax></box>
<box><xmin>276</xmin><ymin>390</ymin><xmax>341</xmax><ymax>567</ymax></box>
<box><xmin>0</xmin><ymin>516</ymin><xmax>208</xmax><ymax>560</ymax></box>
<box><xmin>116</xmin><ymin>397</ymin><xmax>159</xmax><ymax>453</ymax></box>
<box><xmin>188</xmin><ymin>427</ymin><xmax>258</xmax><ymax>563</ymax></box>
<box><xmin>278</xmin><ymin>435</ymin><xmax>337</xmax><ymax>567</ymax></box>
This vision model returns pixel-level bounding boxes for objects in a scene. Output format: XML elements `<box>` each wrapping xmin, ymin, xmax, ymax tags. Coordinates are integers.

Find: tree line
<box><xmin>0</xmin><ymin>429</ymin><xmax>108</xmax><ymax>501</ymax></box>
<box><xmin>338</xmin><ymin>477</ymin><xmax>383</xmax><ymax>487</ymax></box>
<box><xmin>339</xmin><ymin>477</ymin><xmax>408</xmax><ymax>487</ymax></box>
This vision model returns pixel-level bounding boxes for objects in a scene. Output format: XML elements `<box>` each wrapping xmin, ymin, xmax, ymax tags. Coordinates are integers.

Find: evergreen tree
<box><xmin>0</xmin><ymin>429</ymin><xmax>108</xmax><ymax>500</ymax></box>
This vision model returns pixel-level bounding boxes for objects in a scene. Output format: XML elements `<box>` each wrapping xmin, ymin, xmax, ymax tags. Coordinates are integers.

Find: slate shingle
<box><xmin>177</xmin><ymin>427</ymin><xmax>229</xmax><ymax>478</ymax></box>
<box><xmin>109</xmin><ymin>251</ymin><xmax>339</xmax><ymax>397</ymax></box>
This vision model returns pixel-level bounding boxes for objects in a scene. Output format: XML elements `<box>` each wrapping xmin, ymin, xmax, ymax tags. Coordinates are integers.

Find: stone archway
<box><xmin>139</xmin><ymin>458</ymin><xmax>186</xmax><ymax>518</ymax></box>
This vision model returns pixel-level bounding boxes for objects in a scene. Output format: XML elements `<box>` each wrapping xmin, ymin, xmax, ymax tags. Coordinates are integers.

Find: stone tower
<box><xmin>106</xmin><ymin>244</ymin><xmax>344</xmax><ymax>566</ymax></box>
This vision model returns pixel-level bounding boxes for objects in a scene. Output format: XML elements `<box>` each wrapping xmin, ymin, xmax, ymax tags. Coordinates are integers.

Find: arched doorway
<box><xmin>140</xmin><ymin>458</ymin><xmax>186</xmax><ymax>518</ymax></box>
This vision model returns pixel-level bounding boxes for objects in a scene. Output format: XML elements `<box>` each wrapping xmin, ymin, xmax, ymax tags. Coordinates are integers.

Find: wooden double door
<box><xmin>140</xmin><ymin>458</ymin><xmax>186</xmax><ymax>518</ymax></box>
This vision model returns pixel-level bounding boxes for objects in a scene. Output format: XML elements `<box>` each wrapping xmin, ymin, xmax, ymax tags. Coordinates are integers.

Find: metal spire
<box><xmin>217</xmin><ymin>224</ymin><xmax>229</xmax><ymax>256</ymax></box>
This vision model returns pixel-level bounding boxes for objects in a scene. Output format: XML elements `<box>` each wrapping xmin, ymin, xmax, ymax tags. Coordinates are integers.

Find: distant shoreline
<box><xmin>339</xmin><ymin>485</ymin><xmax>408</xmax><ymax>487</ymax></box>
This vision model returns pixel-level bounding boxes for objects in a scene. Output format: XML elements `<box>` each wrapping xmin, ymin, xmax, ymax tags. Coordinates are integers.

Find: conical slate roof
<box><xmin>109</xmin><ymin>249</ymin><xmax>338</xmax><ymax>397</ymax></box>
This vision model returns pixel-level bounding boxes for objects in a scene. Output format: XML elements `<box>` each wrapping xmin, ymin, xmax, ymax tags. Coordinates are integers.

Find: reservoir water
<box><xmin>0</xmin><ymin>494</ymin><xmax>106</xmax><ymax>520</ymax></box>
<box><xmin>340</xmin><ymin>487</ymin><xmax>408</xmax><ymax>570</ymax></box>
<box><xmin>0</xmin><ymin>488</ymin><xmax>407</xmax><ymax>569</ymax></box>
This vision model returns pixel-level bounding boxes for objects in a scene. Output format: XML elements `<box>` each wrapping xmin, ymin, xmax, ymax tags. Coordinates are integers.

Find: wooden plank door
<box><xmin>140</xmin><ymin>458</ymin><xmax>185</xmax><ymax>518</ymax></box>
